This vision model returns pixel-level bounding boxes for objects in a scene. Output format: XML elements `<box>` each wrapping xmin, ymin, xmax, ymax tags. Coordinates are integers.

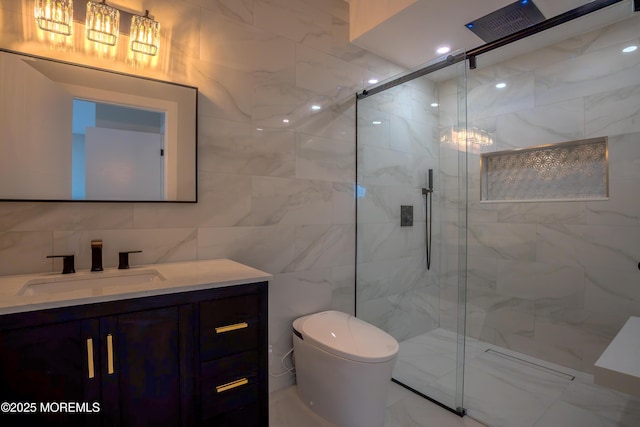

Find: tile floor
<box><xmin>270</xmin><ymin>328</ymin><xmax>640</xmax><ymax>426</ymax></box>
<box><xmin>269</xmin><ymin>381</ymin><xmax>488</xmax><ymax>427</ymax></box>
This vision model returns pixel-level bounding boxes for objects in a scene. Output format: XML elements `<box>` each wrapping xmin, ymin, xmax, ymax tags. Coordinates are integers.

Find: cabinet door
<box><xmin>0</xmin><ymin>320</ymin><xmax>101</xmax><ymax>427</ymax></box>
<box><xmin>101</xmin><ymin>305</ymin><xmax>193</xmax><ymax>427</ymax></box>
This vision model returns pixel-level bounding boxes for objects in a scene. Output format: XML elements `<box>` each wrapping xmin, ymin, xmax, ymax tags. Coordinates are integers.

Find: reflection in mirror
<box><xmin>72</xmin><ymin>100</ymin><xmax>166</xmax><ymax>200</ymax></box>
<box><xmin>0</xmin><ymin>49</ymin><xmax>197</xmax><ymax>202</ymax></box>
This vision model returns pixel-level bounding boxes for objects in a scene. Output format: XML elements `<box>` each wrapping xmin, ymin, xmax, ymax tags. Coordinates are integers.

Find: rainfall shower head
<box><xmin>465</xmin><ymin>0</ymin><xmax>546</xmax><ymax>43</ymax></box>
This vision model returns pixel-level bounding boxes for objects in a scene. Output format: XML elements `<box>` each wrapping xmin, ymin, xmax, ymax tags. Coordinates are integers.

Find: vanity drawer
<box><xmin>200</xmin><ymin>350</ymin><xmax>260</xmax><ymax>422</ymax></box>
<box><xmin>202</xmin><ymin>402</ymin><xmax>260</xmax><ymax>427</ymax></box>
<box><xmin>200</xmin><ymin>294</ymin><xmax>259</xmax><ymax>360</ymax></box>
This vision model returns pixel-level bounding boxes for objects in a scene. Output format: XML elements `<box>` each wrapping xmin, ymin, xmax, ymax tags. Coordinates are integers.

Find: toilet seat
<box><xmin>293</xmin><ymin>310</ymin><xmax>398</xmax><ymax>363</ymax></box>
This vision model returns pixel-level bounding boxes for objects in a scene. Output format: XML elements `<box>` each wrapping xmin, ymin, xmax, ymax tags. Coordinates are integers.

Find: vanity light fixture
<box><xmin>34</xmin><ymin>0</ymin><xmax>162</xmax><ymax>56</ymax></box>
<box><xmin>34</xmin><ymin>0</ymin><xmax>74</xmax><ymax>36</ymax></box>
<box><xmin>86</xmin><ymin>0</ymin><xmax>120</xmax><ymax>46</ymax></box>
<box><xmin>130</xmin><ymin>10</ymin><xmax>160</xmax><ymax>56</ymax></box>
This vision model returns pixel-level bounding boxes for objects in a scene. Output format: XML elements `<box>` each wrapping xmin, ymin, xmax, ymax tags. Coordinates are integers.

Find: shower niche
<box><xmin>480</xmin><ymin>137</ymin><xmax>609</xmax><ymax>202</ymax></box>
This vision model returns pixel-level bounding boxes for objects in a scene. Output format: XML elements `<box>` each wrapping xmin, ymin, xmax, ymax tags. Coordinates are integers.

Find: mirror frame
<box><xmin>0</xmin><ymin>48</ymin><xmax>198</xmax><ymax>203</ymax></box>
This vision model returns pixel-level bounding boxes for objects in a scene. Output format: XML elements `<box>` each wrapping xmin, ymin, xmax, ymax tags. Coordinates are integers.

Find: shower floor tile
<box><xmin>442</xmin><ymin>352</ymin><xmax>574</xmax><ymax>427</ymax></box>
<box><xmin>536</xmin><ymin>379</ymin><xmax>640</xmax><ymax>427</ymax></box>
<box><xmin>393</xmin><ymin>328</ymin><xmax>640</xmax><ymax>427</ymax></box>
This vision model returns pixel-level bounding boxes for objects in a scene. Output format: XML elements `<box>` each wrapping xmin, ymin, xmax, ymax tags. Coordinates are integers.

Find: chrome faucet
<box><xmin>91</xmin><ymin>239</ymin><xmax>103</xmax><ymax>272</ymax></box>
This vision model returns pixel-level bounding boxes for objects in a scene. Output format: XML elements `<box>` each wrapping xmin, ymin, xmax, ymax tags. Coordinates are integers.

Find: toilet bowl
<box><xmin>292</xmin><ymin>310</ymin><xmax>399</xmax><ymax>427</ymax></box>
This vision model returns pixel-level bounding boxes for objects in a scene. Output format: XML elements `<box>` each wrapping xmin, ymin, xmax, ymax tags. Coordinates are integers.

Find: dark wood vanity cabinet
<box><xmin>0</xmin><ymin>282</ymin><xmax>268</xmax><ymax>427</ymax></box>
<box><xmin>0</xmin><ymin>319</ymin><xmax>97</xmax><ymax>427</ymax></box>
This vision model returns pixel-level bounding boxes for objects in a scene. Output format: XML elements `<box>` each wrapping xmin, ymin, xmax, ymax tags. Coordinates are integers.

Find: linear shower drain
<box><xmin>484</xmin><ymin>349</ymin><xmax>575</xmax><ymax>381</ymax></box>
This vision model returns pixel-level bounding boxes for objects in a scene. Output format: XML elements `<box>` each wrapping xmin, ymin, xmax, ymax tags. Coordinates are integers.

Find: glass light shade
<box><xmin>85</xmin><ymin>0</ymin><xmax>119</xmax><ymax>46</ymax></box>
<box><xmin>34</xmin><ymin>0</ymin><xmax>74</xmax><ymax>36</ymax></box>
<box><xmin>130</xmin><ymin>11</ymin><xmax>160</xmax><ymax>56</ymax></box>
<box><xmin>441</xmin><ymin>127</ymin><xmax>494</xmax><ymax>148</ymax></box>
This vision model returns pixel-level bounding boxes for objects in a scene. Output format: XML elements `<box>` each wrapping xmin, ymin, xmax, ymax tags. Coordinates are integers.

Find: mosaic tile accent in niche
<box><xmin>481</xmin><ymin>137</ymin><xmax>608</xmax><ymax>201</ymax></box>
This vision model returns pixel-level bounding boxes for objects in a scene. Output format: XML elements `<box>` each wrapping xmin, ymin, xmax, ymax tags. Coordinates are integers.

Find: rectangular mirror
<box><xmin>0</xmin><ymin>49</ymin><xmax>197</xmax><ymax>202</ymax></box>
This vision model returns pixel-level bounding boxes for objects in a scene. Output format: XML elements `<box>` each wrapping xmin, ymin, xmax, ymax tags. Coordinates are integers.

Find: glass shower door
<box><xmin>355</xmin><ymin>56</ymin><xmax>468</xmax><ymax>414</ymax></box>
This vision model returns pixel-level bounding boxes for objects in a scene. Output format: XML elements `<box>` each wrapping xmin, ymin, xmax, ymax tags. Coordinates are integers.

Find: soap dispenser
<box><xmin>91</xmin><ymin>239</ymin><xmax>103</xmax><ymax>272</ymax></box>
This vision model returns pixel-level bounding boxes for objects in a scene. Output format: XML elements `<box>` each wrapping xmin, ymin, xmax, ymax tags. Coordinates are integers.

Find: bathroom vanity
<box><xmin>0</xmin><ymin>259</ymin><xmax>271</xmax><ymax>426</ymax></box>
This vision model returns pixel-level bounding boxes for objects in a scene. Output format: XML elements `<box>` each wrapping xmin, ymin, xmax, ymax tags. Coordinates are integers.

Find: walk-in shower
<box><xmin>356</xmin><ymin>1</ymin><xmax>640</xmax><ymax>425</ymax></box>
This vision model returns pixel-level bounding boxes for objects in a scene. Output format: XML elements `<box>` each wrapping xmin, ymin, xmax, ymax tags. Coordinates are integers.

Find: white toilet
<box><xmin>292</xmin><ymin>310</ymin><xmax>399</xmax><ymax>427</ymax></box>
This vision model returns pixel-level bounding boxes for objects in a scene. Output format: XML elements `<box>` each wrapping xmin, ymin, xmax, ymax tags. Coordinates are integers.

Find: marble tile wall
<box><xmin>0</xmin><ymin>0</ymin><xmax>404</xmax><ymax>392</ymax></box>
<box><xmin>457</xmin><ymin>13</ymin><xmax>640</xmax><ymax>374</ymax></box>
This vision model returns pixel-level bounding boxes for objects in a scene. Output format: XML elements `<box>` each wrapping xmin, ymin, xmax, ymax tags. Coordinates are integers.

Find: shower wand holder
<box><xmin>422</xmin><ymin>170</ymin><xmax>433</xmax><ymax>271</ymax></box>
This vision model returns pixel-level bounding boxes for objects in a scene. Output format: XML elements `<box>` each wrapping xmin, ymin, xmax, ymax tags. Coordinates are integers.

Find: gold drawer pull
<box><xmin>215</xmin><ymin>322</ymin><xmax>248</xmax><ymax>334</ymax></box>
<box><xmin>87</xmin><ymin>338</ymin><xmax>95</xmax><ymax>379</ymax></box>
<box><xmin>216</xmin><ymin>378</ymin><xmax>248</xmax><ymax>393</ymax></box>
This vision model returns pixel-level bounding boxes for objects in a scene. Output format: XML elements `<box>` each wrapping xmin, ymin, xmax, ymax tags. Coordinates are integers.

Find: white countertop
<box><xmin>594</xmin><ymin>316</ymin><xmax>640</xmax><ymax>397</ymax></box>
<box><xmin>0</xmin><ymin>259</ymin><xmax>272</xmax><ymax>315</ymax></box>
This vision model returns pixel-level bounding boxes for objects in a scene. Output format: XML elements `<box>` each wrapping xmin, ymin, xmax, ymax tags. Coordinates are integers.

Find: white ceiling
<box><xmin>350</xmin><ymin>0</ymin><xmax>634</xmax><ymax>70</ymax></box>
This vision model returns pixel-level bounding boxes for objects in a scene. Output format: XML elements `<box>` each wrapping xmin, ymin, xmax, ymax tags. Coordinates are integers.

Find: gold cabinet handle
<box><xmin>87</xmin><ymin>338</ymin><xmax>95</xmax><ymax>379</ymax></box>
<box><xmin>216</xmin><ymin>378</ymin><xmax>248</xmax><ymax>393</ymax></box>
<box><xmin>107</xmin><ymin>334</ymin><xmax>114</xmax><ymax>375</ymax></box>
<box><xmin>215</xmin><ymin>322</ymin><xmax>248</xmax><ymax>334</ymax></box>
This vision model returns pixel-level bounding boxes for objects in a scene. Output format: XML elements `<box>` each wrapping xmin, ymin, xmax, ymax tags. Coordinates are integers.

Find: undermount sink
<box><xmin>17</xmin><ymin>269</ymin><xmax>166</xmax><ymax>296</ymax></box>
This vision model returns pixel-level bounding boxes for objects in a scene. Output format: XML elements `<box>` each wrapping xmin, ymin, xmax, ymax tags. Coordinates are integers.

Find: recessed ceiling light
<box><xmin>622</xmin><ymin>45</ymin><xmax>637</xmax><ymax>53</ymax></box>
<box><xmin>496</xmin><ymin>82</ymin><xmax>507</xmax><ymax>89</ymax></box>
<box><xmin>430</xmin><ymin>102</ymin><xmax>439</xmax><ymax>107</ymax></box>
<box><xmin>311</xmin><ymin>105</ymin><xmax>321</xmax><ymax>110</ymax></box>
<box><xmin>372</xmin><ymin>120</ymin><xmax>382</xmax><ymax>125</ymax></box>
<box><xmin>436</xmin><ymin>46</ymin><xmax>451</xmax><ymax>55</ymax></box>
<box><xmin>256</xmin><ymin>128</ymin><xmax>263</xmax><ymax>131</ymax></box>
<box><xmin>282</xmin><ymin>119</ymin><xmax>290</xmax><ymax>123</ymax></box>
<box><xmin>368</xmin><ymin>78</ymin><xmax>379</xmax><ymax>84</ymax></box>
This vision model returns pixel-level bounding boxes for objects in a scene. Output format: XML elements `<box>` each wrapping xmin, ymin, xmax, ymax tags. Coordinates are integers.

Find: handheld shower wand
<box><xmin>421</xmin><ymin>169</ymin><xmax>434</xmax><ymax>270</ymax></box>
<box><xmin>422</xmin><ymin>169</ymin><xmax>433</xmax><ymax>194</ymax></box>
